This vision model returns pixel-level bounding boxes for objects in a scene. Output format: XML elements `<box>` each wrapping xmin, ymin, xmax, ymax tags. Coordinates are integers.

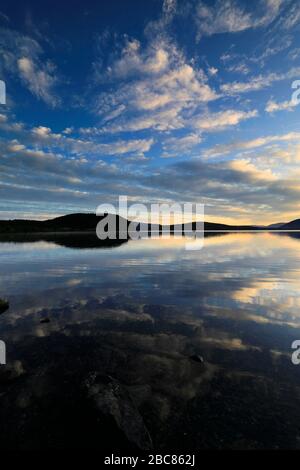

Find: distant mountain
<box><xmin>280</xmin><ymin>219</ymin><xmax>300</xmax><ymax>230</ymax></box>
<box><xmin>1</xmin><ymin>213</ymin><xmax>300</xmax><ymax>234</ymax></box>
<box><xmin>0</xmin><ymin>213</ymin><xmax>127</xmax><ymax>234</ymax></box>
<box><xmin>267</xmin><ymin>222</ymin><xmax>287</xmax><ymax>229</ymax></box>
<box><xmin>0</xmin><ymin>213</ymin><xmax>257</xmax><ymax>235</ymax></box>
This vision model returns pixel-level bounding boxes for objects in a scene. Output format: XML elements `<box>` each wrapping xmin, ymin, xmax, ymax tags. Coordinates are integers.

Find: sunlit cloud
<box><xmin>1</xmin><ymin>0</ymin><xmax>300</xmax><ymax>223</ymax></box>
<box><xmin>196</xmin><ymin>0</ymin><xmax>284</xmax><ymax>38</ymax></box>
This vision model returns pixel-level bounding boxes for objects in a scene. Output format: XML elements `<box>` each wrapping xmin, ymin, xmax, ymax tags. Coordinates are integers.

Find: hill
<box><xmin>267</xmin><ymin>222</ymin><xmax>287</xmax><ymax>229</ymax></box>
<box><xmin>0</xmin><ymin>213</ymin><xmax>257</xmax><ymax>235</ymax></box>
<box><xmin>280</xmin><ymin>219</ymin><xmax>300</xmax><ymax>230</ymax></box>
<box><xmin>0</xmin><ymin>213</ymin><xmax>127</xmax><ymax>234</ymax></box>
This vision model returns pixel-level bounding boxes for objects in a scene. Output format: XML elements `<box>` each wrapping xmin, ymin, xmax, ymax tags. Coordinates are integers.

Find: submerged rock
<box><xmin>0</xmin><ymin>360</ymin><xmax>25</xmax><ymax>384</ymax></box>
<box><xmin>0</xmin><ymin>299</ymin><xmax>9</xmax><ymax>315</ymax></box>
<box><xmin>84</xmin><ymin>373</ymin><xmax>153</xmax><ymax>451</ymax></box>
<box><xmin>190</xmin><ymin>354</ymin><xmax>204</xmax><ymax>364</ymax></box>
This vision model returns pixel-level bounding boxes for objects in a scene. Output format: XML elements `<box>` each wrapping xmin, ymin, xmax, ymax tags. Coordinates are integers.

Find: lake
<box><xmin>0</xmin><ymin>232</ymin><xmax>300</xmax><ymax>450</ymax></box>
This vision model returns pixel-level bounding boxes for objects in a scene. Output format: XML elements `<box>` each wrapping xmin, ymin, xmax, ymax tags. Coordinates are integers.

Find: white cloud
<box><xmin>0</xmin><ymin>112</ymin><xmax>23</xmax><ymax>132</ymax></box>
<box><xmin>221</xmin><ymin>67</ymin><xmax>300</xmax><ymax>95</ymax></box>
<box><xmin>0</xmin><ymin>26</ymin><xmax>60</xmax><ymax>106</ymax></box>
<box><xmin>265</xmin><ymin>99</ymin><xmax>296</xmax><ymax>113</ymax></box>
<box><xmin>91</xmin><ymin>37</ymin><xmax>218</xmax><ymax>134</ymax></box>
<box><xmin>196</xmin><ymin>0</ymin><xmax>283</xmax><ymax>38</ymax></box>
<box><xmin>193</xmin><ymin>109</ymin><xmax>258</xmax><ymax>131</ymax></box>
<box><xmin>163</xmin><ymin>0</ymin><xmax>177</xmax><ymax>19</ymax></box>
<box><xmin>8</xmin><ymin>142</ymin><xmax>26</xmax><ymax>152</ymax></box>
<box><xmin>62</xmin><ymin>127</ymin><xmax>74</xmax><ymax>135</ymax></box>
<box><xmin>277</xmin><ymin>1</ymin><xmax>300</xmax><ymax>29</ymax></box>
<box><xmin>289</xmin><ymin>48</ymin><xmax>300</xmax><ymax>61</ymax></box>
<box><xmin>227</xmin><ymin>62</ymin><xmax>250</xmax><ymax>75</ymax></box>
<box><xmin>205</xmin><ymin>131</ymin><xmax>300</xmax><ymax>157</ymax></box>
<box><xmin>18</xmin><ymin>57</ymin><xmax>59</xmax><ymax>107</ymax></box>
<box><xmin>32</xmin><ymin>125</ymin><xmax>54</xmax><ymax>137</ymax></box>
<box><xmin>102</xmin><ymin>39</ymin><xmax>169</xmax><ymax>79</ymax></box>
<box><xmin>29</xmin><ymin>123</ymin><xmax>154</xmax><ymax>157</ymax></box>
<box><xmin>3</xmin><ymin>117</ymin><xmax>300</xmax><ymax>223</ymax></box>
<box><xmin>222</xmin><ymin>73</ymin><xmax>278</xmax><ymax>94</ymax></box>
<box><xmin>208</xmin><ymin>66</ymin><xmax>218</xmax><ymax>76</ymax></box>
<box><xmin>229</xmin><ymin>159</ymin><xmax>277</xmax><ymax>182</ymax></box>
<box><xmin>162</xmin><ymin>133</ymin><xmax>202</xmax><ymax>157</ymax></box>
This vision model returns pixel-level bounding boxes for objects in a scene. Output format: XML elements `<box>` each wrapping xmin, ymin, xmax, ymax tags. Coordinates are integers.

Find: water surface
<box><xmin>1</xmin><ymin>232</ymin><xmax>300</xmax><ymax>450</ymax></box>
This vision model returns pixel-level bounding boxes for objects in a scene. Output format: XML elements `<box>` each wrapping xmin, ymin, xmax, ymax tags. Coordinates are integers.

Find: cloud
<box><xmin>139</xmin><ymin>157</ymin><xmax>300</xmax><ymax>219</ymax></box>
<box><xmin>83</xmin><ymin>3</ymin><xmax>263</xmax><ymax>150</ymax></box>
<box><xmin>251</xmin><ymin>36</ymin><xmax>293</xmax><ymax>65</ymax></box>
<box><xmin>1</xmin><ymin>0</ymin><xmax>299</xmax><ymax>223</ymax></box>
<box><xmin>193</xmin><ymin>109</ymin><xmax>258</xmax><ymax>131</ymax></box>
<box><xmin>2</xmin><ymin>123</ymin><xmax>300</xmax><ymax>223</ymax></box>
<box><xmin>162</xmin><ymin>133</ymin><xmax>202</xmax><ymax>157</ymax></box>
<box><xmin>31</xmin><ymin>126</ymin><xmax>54</xmax><ymax>138</ymax></box>
<box><xmin>0</xmin><ymin>11</ymin><xmax>9</xmax><ymax>23</ymax></box>
<box><xmin>162</xmin><ymin>0</ymin><xmax>177</xmax><ymax>19</ymax></box>
<box><xmin>0</xmin><ymin>25</ymin><xmax>60</xmax><ymax>106</ymax></box>
<box><xmin>229</xmin><ymin>159</ymin><xmax>277</xmax><ymax>182</ymax></box>
<box><xmin>29</xmin><ymin>124</ymin><xmax>154</xmax><ymax>157</ymax></box>
<box><xmin>0</xmin><ymin>112</ymin><xmax>23</xmax><ymax>132</ymax></box>
<box><xmin>1</xmin><ymin>139</ymin><xmax>123</xmax><ymax>187</ymax></box>
<box><xmin>102</xmin><ymin>39</ymin><xmax>169</xmax><ymax>79</ymax></box>
<box><xmin>276</xmin><ymin>1</ymin><xmax>300</xmax><ymax>29</ymax></box>
<box><xmin>17</xmin><ymin>57</ymin><xmax>59</xmax><ymax>107</ymax></box>
<box><xmin>205</xmin><ymin>131</ymin><xmax>300</xmax><ymax>158</ymax></box>
<box><xmin>265</xmin><ymin>99</ymin><xmax>296</xmax><ymax>113</ymax></box>
<box><xmin>208</xmin><ymin>66</ymin><xmax>218</xmax><ymax>76</ymax></box>
<box><xmin>99</xmin><ymin>106</ymin><xmax>185</xmax><ymax>133</ymax></box>
<box><xmin>221</xmin><ymin>66</ymin><xmax>300</xmax><ymax>95</ymax></box>
<box><xmin>196</xmin><ymin>0</ymin><xmax>283</xmax><ymax>38</ymax></box>
<box><xmin>289</xmin><ymin>48</ymin><xmax>300</xmax><ymax>60</ymax></box>
<box><xmin>90</xmin><ymin>37</ymin><xmax>218</xmax><ymax>134</ymax></box>
<box><xmin>227</xmin><ymin>62</ymin><xmax>250</xmax><ymax>75</ymax></box>
<box><xmin>221</xmin><ymin>74</ymin><xmax>275</xmax><ymax>94</ymax></box>
<box><xmin>1</xmin><ymin>115</ymin><xmax>154</xmax><ymax>161</ymax></box>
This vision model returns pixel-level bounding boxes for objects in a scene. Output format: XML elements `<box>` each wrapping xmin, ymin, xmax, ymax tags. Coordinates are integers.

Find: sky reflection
<box><xmin>1</xmin><ymin>233</ymin><xmax>300</xmax><ymax>449</ymax></box>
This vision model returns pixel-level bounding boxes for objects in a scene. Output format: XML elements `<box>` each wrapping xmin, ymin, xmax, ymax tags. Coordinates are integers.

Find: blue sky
<box><xmin>1</xmin><ymin>0</ymin><xmax>300</xmax><ymax>224</ymax></box>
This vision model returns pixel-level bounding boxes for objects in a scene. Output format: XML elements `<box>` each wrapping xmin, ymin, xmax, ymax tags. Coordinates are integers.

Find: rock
<box><xmin>0</xmin><ymin>360</ymin><xmax>25</xmax><ymax>384</ymax></box>
<box><xmin>0</xmin><ymin>298</ymin><xmax>9</xmax><ymax>315</ymax></box>
<box><xmin>190</xmin><ymin>354</ymin><xmax>204</xmax><ymax>364</ymax></box>
<box><xmin>84</xmin><ymin>373</ymin><xmax>153</xmax><ymax>450</ymax></box>
<box><xmin>40</xmin><ymin>318</ymin><xmax>50</xmax><ymax>324</ymax></box>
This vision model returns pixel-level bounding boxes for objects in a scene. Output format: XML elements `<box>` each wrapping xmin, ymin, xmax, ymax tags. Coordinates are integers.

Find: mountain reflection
<box><xmin>0</xmin><ymin>232</ymin><xmax>128</xmax><ymax>249</ymax></box>
<box><xmin>1</xmin><ymin>233</ymin><xmax>300</xmax><ymax>450</ymax></box>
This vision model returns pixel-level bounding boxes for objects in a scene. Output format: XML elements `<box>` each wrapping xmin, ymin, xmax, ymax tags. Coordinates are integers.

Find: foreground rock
<box><xmin>84</xmin><ymin>373</ymin><xmax>153</xmax><ymax>451</ymax></box>
<box><xmin>0</xmin><ymin>299</ymin><xmax>9</xmax><ymax>315</ymax></box>
<box><xmin>190</xmin><ymin>354</ymin><xmax>204</xmax><ymax>364</ymax></box>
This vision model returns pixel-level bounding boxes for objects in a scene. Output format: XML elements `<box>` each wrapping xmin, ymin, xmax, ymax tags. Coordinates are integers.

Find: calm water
<box><xmin>1</xmin><ymin>232</ymin><xmax>300</xmax><ymax>450</ymax></box>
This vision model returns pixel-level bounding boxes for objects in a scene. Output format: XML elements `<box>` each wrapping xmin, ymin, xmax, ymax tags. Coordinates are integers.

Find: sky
<box><xmin>1</xmin><ymin>0</ymin><xmax>300</xmax><ymax>224</ymax></box>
